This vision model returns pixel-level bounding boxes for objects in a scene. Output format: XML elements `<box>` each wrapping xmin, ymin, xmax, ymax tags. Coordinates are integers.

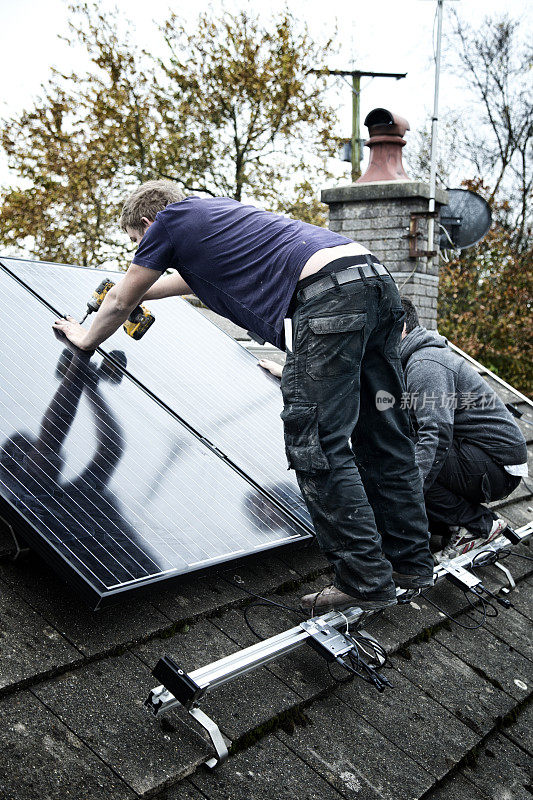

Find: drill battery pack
<box><xmin>123</xmin><ymin>305</ymin><xmax>155</xmax><ymax>340</ymax></box>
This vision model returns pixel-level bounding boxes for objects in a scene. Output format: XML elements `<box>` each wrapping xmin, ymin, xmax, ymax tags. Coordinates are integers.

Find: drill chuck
<box><xmin>87</xmin><ymin>297</ymin><xmax>101</xmax><ymax>313</ymax></box>
<box><xmin>86</xmin><ymin>279</ymin><xmax>115</xmax><ymax>316</ymax></box>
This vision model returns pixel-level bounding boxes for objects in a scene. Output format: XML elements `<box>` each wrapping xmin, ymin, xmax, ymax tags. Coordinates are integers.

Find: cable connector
<box><xmin>335</xmin><ymin>656</ymin><xmax>393</xmax><ymax>693</ymax></box>
<box><xmin>478</xmin><ymin>583</ymin><xmax>513</xmax><ymax>609</ymax></box>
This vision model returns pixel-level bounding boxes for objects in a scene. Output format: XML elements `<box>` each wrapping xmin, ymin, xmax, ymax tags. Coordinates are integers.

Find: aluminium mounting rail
<box><xmin>145</xmin><ymin>519</ymin><xmax>533</xmax><ymax>767</ymax></box>
<box><xmin>431</xmin><ymin>521</ymin><xmax>533</xmax><ymax>589</ymax></box>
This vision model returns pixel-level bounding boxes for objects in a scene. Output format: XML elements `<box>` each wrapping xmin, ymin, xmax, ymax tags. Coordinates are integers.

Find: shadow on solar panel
<box><xmin>0</xmin><ymin>259</ymin><xmax>312</xmax><ymax>608</ymax></box>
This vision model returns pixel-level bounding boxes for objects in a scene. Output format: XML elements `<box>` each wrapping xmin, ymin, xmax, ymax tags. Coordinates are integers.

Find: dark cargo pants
<box><xmin>424</xmin><ymin>438</ymin><xmax>521</xmax><ymax>536</ymax></box>
<box><xmin>280</xmin><ymin>273</ymin><xmax>434</xmax><ymax>601</ymax></box>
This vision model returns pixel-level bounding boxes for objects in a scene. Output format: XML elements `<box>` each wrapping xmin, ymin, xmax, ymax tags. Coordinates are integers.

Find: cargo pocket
<box><xmin>280</xmin><ymin>403</ymin><xmax>329</xmax><ymax>472</ymax></box>
<box><xmin>306</xmin><ymin>312</ymin><xmax>366</xmax><ymax>380</ymax></box>
<box><xmin>384</xmin><ymin>307</ymin><xmax>405</xmax><ymax>360</ymax></box>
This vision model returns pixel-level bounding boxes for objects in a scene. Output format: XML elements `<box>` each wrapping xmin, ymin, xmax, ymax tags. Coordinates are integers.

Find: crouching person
<box><xmin>399</xmin><ymin>297</ymin><xmax>528</xmax><ymax>561</ymax></box>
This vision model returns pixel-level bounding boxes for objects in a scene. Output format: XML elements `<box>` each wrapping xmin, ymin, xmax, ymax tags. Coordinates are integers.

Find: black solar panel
<box><xmin>0</xmin><ymin>259</ymin><xmax>311</xmax><ymax>607</ymax></box>
<box><xmin>1</xmin><ymin>257</ymin><xmax>310</xmax><ymax>528</ymax></box>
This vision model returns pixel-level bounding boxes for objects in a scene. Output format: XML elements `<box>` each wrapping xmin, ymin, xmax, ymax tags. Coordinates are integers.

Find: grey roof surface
<box><xmin>0</xmin><ymin>315</ymin><xmax>531</xmax><ymax>800</ymax></box>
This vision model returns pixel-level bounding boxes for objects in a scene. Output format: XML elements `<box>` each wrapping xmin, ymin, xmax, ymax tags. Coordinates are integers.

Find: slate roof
<box><xmin>0</xmin><ymin>311</ymin><xmax>531</xmax><ymax>800</ymax></box>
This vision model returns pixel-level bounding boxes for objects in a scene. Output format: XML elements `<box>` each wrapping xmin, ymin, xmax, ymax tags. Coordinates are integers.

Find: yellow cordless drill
<box><xmin>81</xmin><ymin>278</ymin><xmax>155</xmax><ymax>340</ymax></box>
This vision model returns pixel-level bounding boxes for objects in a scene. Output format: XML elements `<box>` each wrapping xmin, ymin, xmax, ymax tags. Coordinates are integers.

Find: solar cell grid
<box><xmin>0</xmin><ymin>265</ymin><xmax>310</xmax><ymax>606</ymax></box>
<box><xmin>0</xmin><ymin>257</ymin><xmax>310</xmax><ymax>528</ymax></box>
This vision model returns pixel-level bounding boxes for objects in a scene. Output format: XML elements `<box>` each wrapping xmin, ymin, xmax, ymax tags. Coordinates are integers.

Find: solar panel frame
<box><xmin>0</xmin><ymin>493</ymin><xmax>308</xmax><ymax>609</ymax></box>
<box><xmin>0</xmin><ymin>260</ymin><xmax>312</xmax><ymax>608</ymax></box>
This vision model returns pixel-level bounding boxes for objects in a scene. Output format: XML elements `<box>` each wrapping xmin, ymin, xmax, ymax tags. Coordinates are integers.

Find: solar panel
<box><xmin>0</xmin><ymin>261</ymin><xmax>311</xmax><ymax>607</ymax></box>
<box><xmin>0</xmin><ymin>257</ymin><xmax>310</xmax><ymax>529</ymax></box>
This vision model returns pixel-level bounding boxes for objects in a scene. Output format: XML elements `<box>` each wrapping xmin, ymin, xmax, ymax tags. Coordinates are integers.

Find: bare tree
<box><xmin>404</xmin><ymin>113</ymin><xmax>462</xmax><ymax>189</ymax></box>
<box><xmin>448</xmin><ymin>13</ymin><xmax>532</xmax><ymax>248</ymax></box>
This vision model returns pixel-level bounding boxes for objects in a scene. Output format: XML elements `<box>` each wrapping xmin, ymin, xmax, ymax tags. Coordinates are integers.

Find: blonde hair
<box><xmin>120</xmin><ymin>180</ymin><xmax>185</xmax><ymax>232</ymax></box>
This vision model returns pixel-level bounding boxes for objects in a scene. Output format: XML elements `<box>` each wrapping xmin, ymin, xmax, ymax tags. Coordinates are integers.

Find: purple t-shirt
<box><xmin>132</xmin><ymin>196</ymin><xmax>352</xmax><ymax>348</ymax></box>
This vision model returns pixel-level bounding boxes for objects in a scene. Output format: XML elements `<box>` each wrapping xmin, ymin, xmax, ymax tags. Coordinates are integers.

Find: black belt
<box><xmin>297</xmin><ymin>262</ymin><xmax>389</xmax><ymax>303</ymax></box>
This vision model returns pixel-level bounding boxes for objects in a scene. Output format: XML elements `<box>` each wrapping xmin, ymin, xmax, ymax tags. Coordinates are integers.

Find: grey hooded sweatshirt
<box><xmin>399</xmin><ymin>327</ymin><xmax>527</xmax><ymax>490</ymax></box>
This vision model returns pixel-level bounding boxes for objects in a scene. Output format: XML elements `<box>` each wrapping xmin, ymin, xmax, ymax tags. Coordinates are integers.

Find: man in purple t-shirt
<box><xmin>54</xmin><ymin>179</ymin><xmax>434</xmax><ymax>612</ymax></box>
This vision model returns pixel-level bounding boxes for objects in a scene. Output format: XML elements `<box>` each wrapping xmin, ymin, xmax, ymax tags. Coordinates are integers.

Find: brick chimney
<box><xmin>322</xmin><ymin>108</ymin><xmax>448</xmax><ymax>329</ymax></box>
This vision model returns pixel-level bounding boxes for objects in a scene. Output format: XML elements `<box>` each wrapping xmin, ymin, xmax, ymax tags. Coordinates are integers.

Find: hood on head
<box><xmin>400</xmin><ymin>326</ymin><xmax>448</xmax><ymax>367</ymax></box>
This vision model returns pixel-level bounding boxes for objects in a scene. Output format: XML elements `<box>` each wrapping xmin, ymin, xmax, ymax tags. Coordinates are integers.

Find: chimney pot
<box><xmin>357</xmin><ymin>107</ymin><xmax>411</xmax><ymax>183</ymax></box>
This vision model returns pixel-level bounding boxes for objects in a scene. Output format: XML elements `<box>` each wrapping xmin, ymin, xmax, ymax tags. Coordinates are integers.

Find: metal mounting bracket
<box><xmin>441</xmin><ymin>562</ymin><xmax>481</xmax><ymax>591</ymax></box>
<box><xmin>432</xmin><ymin>521</ymin><xmax>533</xmax><ymax>588</ymax></box>
<box><xmin>300</xmin><ymin>618</ymin><xmax>356</xmax><ymax>662</ymax></box>
<box><xmin>188</xmin><ymin>706</ymin><xmax>229</xmax><ymax>769</ymax></box>
<box><xmin>144</xmin><ymin>605</ymin><xmax>369</xmax><ymax>766</ymax></box>
<box><xmin>0</xmin><ymin>514</ymin><xmax>30</xmax><ymax>561</ymax></box>
<box><xmin>408</xmin><ymin>211</ymin><xmax>439</xmax><ymax>259</ymax></box>
<box><xmin>493</xmin><ymin>560</ymin><xmax>516</xmax><ymax>593</ymax></box>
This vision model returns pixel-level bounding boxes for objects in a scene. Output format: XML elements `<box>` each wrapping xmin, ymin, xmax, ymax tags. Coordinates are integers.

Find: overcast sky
<box><xmin>0</xmin><ymin>0</ymin><xmax>531</xmax><ymax>186</ymax></box>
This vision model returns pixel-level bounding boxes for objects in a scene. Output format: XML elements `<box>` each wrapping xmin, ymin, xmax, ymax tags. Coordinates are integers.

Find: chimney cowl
<box><xmin>356</xmin><ymin>107</ymin><xmax>411</xmax><ymax>183</ymax></box>
<box><xmin>364</xmin><ymin>108</ymin><xmax>410</xmax><ymax>138</ymax></box>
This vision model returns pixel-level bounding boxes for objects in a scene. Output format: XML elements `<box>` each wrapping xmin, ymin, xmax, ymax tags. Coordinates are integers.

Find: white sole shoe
<box><xmin>435</xmin><ymin>518</ymin><xmax>507</xmax><ymax>564</ymax></box>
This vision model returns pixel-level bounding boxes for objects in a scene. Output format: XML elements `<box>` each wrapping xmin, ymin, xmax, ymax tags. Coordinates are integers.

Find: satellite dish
<box><xmin>439</xmin><ymin>189</ymin><xmax>492</xmax><ymax>250</ymax></box>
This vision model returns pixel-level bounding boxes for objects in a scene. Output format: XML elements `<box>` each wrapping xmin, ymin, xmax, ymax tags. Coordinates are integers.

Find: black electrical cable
<box><xmin>242</xmin><ymin>600</ymin><xmax>304</xmax><ymax>641</ymax></box>
<box><xmin>231</xmin><ymin>575</ymin><xmax>391</xmax><ymax>693</ymax></box>
<box><xmin>338</xmin><ymin>652</ymin><xmax>392</xmax><ymax>692</ymax></box>
<box><xmin>242</xmin><ymin>600</ymin><xmax>389</xmax><ymax>691</ymax></box>
<box><xmin>339</xmin><ymin>656</ymin><xmax>372</xmax><ymax>684</ymax></box>
<box><xmin>508</xmin><ymin>551</ymin><xmax>533</xmax><ymax>562</ymax></box>
<box><xmin>348</xmin><ymin>631</ymin><xmax>388</xmax><ymax>668</ymax></box>
<box><xmin>218</xmin><ymin>575</ymin><xmax>306</xmax><ymax>641</ymax></box>
<box><xmin>219</xmin><ymin>575</ymin><xmax>303</xmax><ymax>614</ymax></box>
<box><xmin>463</xmin><ymin>544</ymin><xmax>532</xmax><ymax>608</ymax></box>
<box><xmin>243</xmin><ymin>602</ymin><xmax>269</xmax><ymax>640</ymax></box>
<box><xmin>471</xmin><ymin>545</ymin><xmax>533</xmax><ymax>566</ymax></box>
<box><xmin>471</xmin><ymin>548</ymin><xmax>511</xmax><ymax>568</ymax></box>
<box><xmin>327</xmin><ymin>659</ymin><xmax>354</xmax><ymax>684</ymax></box>
<box><xmin>420</xmin><ymin>589</ymin><xmax>491</xmax><ymax>630</ymax></box>
<box><xmin>478</xmin><ymin>582</ymin><xmax>513</xmax><ymax>609</ymax></box>
<box><xmin>466</xmin><ymin>587</ymin><xmax>499</xmax><ymax>618</ymax></box>
<box><xmin>338</xmin><ymin>654</ymin><xmax>371</xmax><ymax>684</ymax></box>
<box><xmin>336</xmin><ymin>631</ymin><xmax>392</xmax><ymax>691</ymax></box>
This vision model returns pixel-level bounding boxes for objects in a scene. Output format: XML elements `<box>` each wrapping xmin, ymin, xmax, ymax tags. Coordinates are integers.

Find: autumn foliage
<box><xmin>0</xmin><ymin>4</ymin><xmax>338</xmax><ymax>266</ymax></box>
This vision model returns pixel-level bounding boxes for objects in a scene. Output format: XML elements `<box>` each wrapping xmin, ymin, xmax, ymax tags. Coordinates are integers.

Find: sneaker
<box><xmin>435</xmin><ymin>518</ymin><xmax>507</xmax><ymax>564</ymax></box>
<box><xmin>300</xmin><ymin>584</ymin><xmax>397</xmax><ymax>614</ymax></box>
<box><xmin>392</xmin><ymin>571</ymin><xmax>435</xmax><ymax>590</ymax></box>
